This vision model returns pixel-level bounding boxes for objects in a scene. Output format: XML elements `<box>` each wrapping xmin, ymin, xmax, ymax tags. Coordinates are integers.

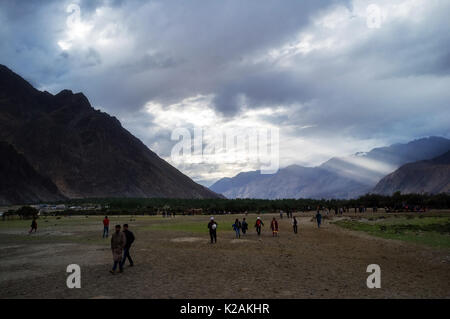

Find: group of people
<box><xmin>162</xmin><ymin>211</ymin><xmax>176</xmax><ymax>218</ymax></box>
<box><xmin>279</xmin><ymin>210</ymin><xmax>294</xmax><ymax>219</ymax></box>
<box><xmin>102</xmin><ymin>211</ymin><xmax>322</xmax><ymax>269</ymax></box>
<box><xmin>231</xmin><ymin>218</ymin><xmax>249</xmax><ymax>238</ymax></box>
<box><xmin>103</xmin><ymin>216</ymin><xmax>136</xmax><ymax>274</ymax></box>
<box><xmin>207</xmin><ymin>215</ymin><xmax>302</xmax><ymax>243</ymax></box>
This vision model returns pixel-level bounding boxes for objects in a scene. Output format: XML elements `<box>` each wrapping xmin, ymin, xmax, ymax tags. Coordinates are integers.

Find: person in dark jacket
<box><xmin>316</xmin><ymin>210</ymin><xmax>322</xmax><ymax>228</ymax></box>
<box><xmin>208</xmin><ymin>217</ymin><xmax>218</xmax><ymax>244</ymax></box>
<box><xmin>121</xmin><ymin>224</ymin><xmax>135</xmax><ymax>267</ymax></box>
<box><xmin>29</xmin><ymin>218</ymin><xmax>37</xmax><ymax>234</ymax></box>
<box><xmin>241</xmin><ymin>218</ymin><xmax>248</xmax><ymax>235</ymax></box>
<box><xmin>232</xmin><ymin>218</ymin><xmax>241</xmax><ymax>238</ymax></box>
<box><xmin>293</xmin><ymin>216</ymin><xmax>298</xmax><ymax>234</ymax></box>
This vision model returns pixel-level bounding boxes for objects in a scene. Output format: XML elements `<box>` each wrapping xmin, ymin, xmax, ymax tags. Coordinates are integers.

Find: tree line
<box><xmin>64</xmin><ymin>192</ymin><xmax>450</xmax><ymax>213</ymax></box>
<box><xmin>3</xmin><ymin>192</ymin><xmax>449</xmax><ymax>219</ymax></box>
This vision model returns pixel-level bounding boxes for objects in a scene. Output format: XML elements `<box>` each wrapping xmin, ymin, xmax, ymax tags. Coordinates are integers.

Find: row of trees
<box><xmin>61</xmin><ymin>192</ymin><xmax>450</xmax><ymax>214</ymax></box>
<box><xmin>2</xmin><ymin>206</ymin><xmax>39</xmax><ymax>220</ymax></box>
<box><xmin>3</xmin><ymin>193</ymin><xmax>447</xmax><ymax>219</ymax></box>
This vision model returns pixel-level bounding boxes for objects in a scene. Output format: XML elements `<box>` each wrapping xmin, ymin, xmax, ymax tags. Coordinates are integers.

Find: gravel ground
<box><xmin>0</xmin><ymin>213</ymin><xmax>449</xmax><ymax>299</ymax></box>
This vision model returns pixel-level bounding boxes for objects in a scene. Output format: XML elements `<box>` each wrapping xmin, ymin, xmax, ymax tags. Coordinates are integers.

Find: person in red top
<box><xmin>270</xmin><ymin>217</ymin><xmax>279</xmax><ymax>237</ymax></box>
<box><xmin>103</xmin><ymin>216</ymin><xmax>110</xmax><ymax>238</ymax></box>
<box><xmin>255</xmin><ymin>217</ymin><xmax>264</xmax><ymax>236</ymax></box>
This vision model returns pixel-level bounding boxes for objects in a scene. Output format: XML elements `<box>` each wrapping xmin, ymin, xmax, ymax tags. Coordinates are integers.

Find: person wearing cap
<box><xmin>255</xmin><ymin>216</ymin><xmax>264</xmax><ymax>236</ymax></box>
<box><xmin>207</xmin><ymin>217</ymin><xmax>218</xmax><ymax>244</ymax></box>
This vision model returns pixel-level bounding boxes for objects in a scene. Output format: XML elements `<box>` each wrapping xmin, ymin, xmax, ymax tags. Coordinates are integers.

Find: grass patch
<box><xmin>137</xmin><ymin>215</ymin><xmax>241</xmax><ymax>234</ymax></box>
<box><xmin>141</xmin><ymin>221</ymin><xmax>210</xmax><ymax>234</ymax></box>
<box><xmin>333</xmin><ymin>217</ymin><xmax>450</xmax><ymax>248</ymax></box>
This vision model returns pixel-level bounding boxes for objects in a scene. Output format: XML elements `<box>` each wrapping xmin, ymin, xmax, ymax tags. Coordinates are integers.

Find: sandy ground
<box><xmin>0</xmin><ymin>213</ymin><xmax>449</xmax><ymax>299</ymax></box>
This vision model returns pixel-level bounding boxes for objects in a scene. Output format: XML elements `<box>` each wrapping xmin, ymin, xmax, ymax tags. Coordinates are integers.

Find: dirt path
<box><xmin>0</xmin><ymin>215</ymin><xmax>449</xmax><ymax>298</ymax></box>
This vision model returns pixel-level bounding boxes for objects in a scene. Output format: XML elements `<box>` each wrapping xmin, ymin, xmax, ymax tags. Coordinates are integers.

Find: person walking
<box><xmin>121</xmin><ymin>224</ymin><xmax>135</xmax><ymax>267</ymax></box>
<box><xmin>316</xmin><ymin>210</ymin><xmax>322</xmax><ymax>228</ymax></box>
<box><xmin>232</xmin><ymin>218</ymin><xmax>241</xmax><ymax>238</ymax></box>
<box><xmin>241</xmin><ymin>218</ymin><xmax>248</xmax><ymax>236</ymax></box>
<box><xmin>110</xmin><ymin>225</ymin><xmax>126</xmax><ymax>274</ymax></box>
<box><xmin>103</xmin><ymin>216</ymin><xmax>110</xmax><ymax>238</ymax></box>
<box><xmin>29</xmin><ymin>217</ymin><xmax>37</xmax><ymax>234</ymax></box>
<box><xmin>255</xmin><ymin>217</ymin><xmax>264</xmax><ymax>236</ymax></box>
<box><xmin>208</xmin><ymin>217</ymin><xmax>218</xmax><ymax>244</ymax></box>
<box><xmin>292</xmin><ymin>216</ymin><xmax>298</xmax><ymax>234</ymax></box>
<box><xmin>270</xmin><ymin>217</ymin><xmax>279</xmax><ymax>237</ymax></box>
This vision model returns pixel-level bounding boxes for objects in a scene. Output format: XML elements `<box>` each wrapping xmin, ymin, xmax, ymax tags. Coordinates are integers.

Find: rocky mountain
<box><xmin>210</xmin><ymin>165</ymin><xmax>370</xmax><ymax>199</ymax></box>
<box><xmin>0</xmin><ymin>64</ymin><xmax>220</xmax><ymax>204</ymax></box>
<box><xmin>373</xmin><ymin>151</ymin><xmax>450</xmax><ymax>195</ymax></box>
<box><xmin>320</xmin><ymin>136</ymin><xmax>450</xmax><ymax>185</ymax></box>
<box><xmin>210</xmin><ymin>137</ymin><xmax>450</xmax><ymax>199</ymax></box>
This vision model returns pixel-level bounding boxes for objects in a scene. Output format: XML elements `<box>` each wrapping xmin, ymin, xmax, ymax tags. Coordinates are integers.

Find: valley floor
<box><xmin>0</xmin><ymin>212</ymin><xmax>449</xmax><ymax>298</ymax></box>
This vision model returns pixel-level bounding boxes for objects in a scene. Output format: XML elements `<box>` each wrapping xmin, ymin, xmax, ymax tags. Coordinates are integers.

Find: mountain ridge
<box><xmin>0</xmin><ymin>64</ymin><xmax>221</xmax><ymax>204</ymax></box>
<box><xmin>372</xmin><ymin>150</ymin><xmax>450</xmax><ymax>195</ymax></box>
<box><xmin>210</xmin><ymin>136</ymin><xmax>450</xmax><ymax>199</ymax></box>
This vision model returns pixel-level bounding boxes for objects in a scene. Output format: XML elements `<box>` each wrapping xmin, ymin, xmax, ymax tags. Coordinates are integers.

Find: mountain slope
<box><xmin>0</xmin><ymin>142</ymin><xmax>66</xmax><ymax>205</ymax></box>
<box><xmin>373</xmin><ymin>151</ymin><xmax>450</xmax><ymax>195</ymax></box>
<box><xmin>320</xmin><ymin>136</ymin><xmax>450</xmax><ymax>185</ymax></box>
<box><xmin>210</xmin><ymin>137</ymin><xmax>450</xmax><ymax>199</ymax></box>
<box><xmin>211</xmin><ymin>165</ymin><xmax>371</xmax><ymax>199</ymax></box>
<box><xmin>0</xmin><ymin>64</ymin><xmax>220</xmax><ymax>202</ymax></box>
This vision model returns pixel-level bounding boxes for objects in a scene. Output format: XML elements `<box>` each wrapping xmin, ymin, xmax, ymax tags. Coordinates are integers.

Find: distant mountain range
<box><xmin>373</xmin><ymin>150</ymin><xmax>450</xmax><ymax>195</ymax></box>
<box><xmin>0</xmin><ymin>64</ymin><xmax>220</xmax><ymax>205</ymax></box>
<box><xmin>210</xmin><ymin>137</ymin><xmax>450</xmax><ymax>199</ymax></box>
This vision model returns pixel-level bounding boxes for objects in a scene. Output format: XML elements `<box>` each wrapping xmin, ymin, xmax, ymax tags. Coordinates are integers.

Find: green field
<box><xmin>333</xmin><ymin>216</ymin><xmax>450</xmax><ymax>248</ymax></box>
<box><xmin>139</xmin><ymin>214</ymin><xmax>248</xmax><ymax>234</ymax></box>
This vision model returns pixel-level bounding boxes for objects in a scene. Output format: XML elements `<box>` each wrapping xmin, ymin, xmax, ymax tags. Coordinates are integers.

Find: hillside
<box><xmin>0</xmin><ymin>65</ymin><xmax>220</xmax><ymax>204</ymax></box>
<box><xmin>0</xmin><ymin>142</ymin><xmax>66</xmax><ymax>205</ymax></box>
<box><xmin>372</xmin><ymin>151</ymin><xmax>450</xmax><ymax>195</ymax></box>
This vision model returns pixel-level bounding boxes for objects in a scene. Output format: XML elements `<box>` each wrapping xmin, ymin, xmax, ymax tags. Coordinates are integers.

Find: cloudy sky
<box><xmin>1</xmin><ymin>0</ymin><xmax>449</xmax><ymax>185</ymax></box>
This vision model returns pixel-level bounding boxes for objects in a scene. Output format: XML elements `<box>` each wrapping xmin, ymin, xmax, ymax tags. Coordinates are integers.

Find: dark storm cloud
<box><xmin>1</xmin><ymin>0</ymin><xmax>449</xmax><ymax>179</ymax></box>
<box><xmin>213</xmin><ymin>70</ymin><xmax>316</xmax><ymax>116</ymax></box>
<box><xmin>0</xmin><ymin>0</ymin><xmax>344</xmax><ymax>111</ymax></box>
